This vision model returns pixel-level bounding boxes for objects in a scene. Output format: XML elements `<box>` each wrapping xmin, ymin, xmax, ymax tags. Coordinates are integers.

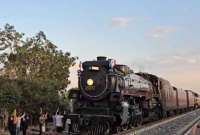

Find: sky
<box><xmin>0</xmin><ymin>0</ymin><xmax>200</xmax><ymax>91</ymax></box>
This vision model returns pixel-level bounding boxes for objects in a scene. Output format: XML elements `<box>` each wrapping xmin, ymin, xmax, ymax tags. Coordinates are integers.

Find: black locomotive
<box><xmin>67</xmin><ymin>56</ymin><xmax>198</xmax><ymax>135</ymax></box>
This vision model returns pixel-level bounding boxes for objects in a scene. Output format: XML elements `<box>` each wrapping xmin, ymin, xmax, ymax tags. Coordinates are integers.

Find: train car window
<box><xmin>167</xmin><ymin>88</ymin><xmax>170</xmax><ymax>99</ymax></box>
<box><xmin>160</xmin><ymin>82</ymin><xmax>162</xmax><ymax>89</ymax></box>
<box><xmin>129</xmin><ymin>79</ymin><xmax>131</xmax><ymax>86</ymax></box>
<box><xmin>166</xmin><ymin>90</ymin><xmax>168</xmax><ymax>99</ymax></box>
<box><xmin>170</xmin><ymin>87</ymin><xmax>172</xmax><ymax>97</ymax></box>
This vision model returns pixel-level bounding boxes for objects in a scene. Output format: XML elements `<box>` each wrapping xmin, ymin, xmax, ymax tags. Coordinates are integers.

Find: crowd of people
<box><xmin>0</xmin><ymin>109</ymin><xmax>69</xmax><ymax>135</ymax></box>
<box><xmin>7</xmin><ymin>110</ymin><xmax>29</xmax><ymax>135</ymax></box>
<box><xmin>39</xmin><ymin>110</ymin><xmax>68</xmax><ymax>135</ymax></box>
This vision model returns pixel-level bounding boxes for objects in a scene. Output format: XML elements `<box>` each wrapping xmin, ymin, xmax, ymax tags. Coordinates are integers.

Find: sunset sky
<box><xmin>0</xmin><ymin>0</ymin><xmax>200</xmax><ymax>91</ymax></box>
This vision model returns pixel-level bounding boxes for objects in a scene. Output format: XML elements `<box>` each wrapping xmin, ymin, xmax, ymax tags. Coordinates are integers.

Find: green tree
<box><xmin>0</xmin><ymin>78</ymin><xmax>62</xmax><ymax>114</ymax></box>
<box><xmin>0</xmin><ymin>24</ymin><xmax>24</xmax><ymax>63</ymax></box>
<box><xmin>0</xmin><ymin>24</ymin><xmax>77</xmax><ymax>114</ymax></box>
<box><xmin>0</xmin><ymin>24</ymin><xmax>77</xmax><ymax>89</ymax></box>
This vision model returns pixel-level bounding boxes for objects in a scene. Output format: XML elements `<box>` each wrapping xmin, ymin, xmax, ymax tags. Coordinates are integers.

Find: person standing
<box><xmin>13</xmin><ymin>109</ymin><xmax>17</xmax><ymax>132</ymax></box>
<box><xmin>3</xmin><ymin>110</ymin><xmax>8</xmax><ymax>131</ymax></box>
<box><xmin>8</xmin><ymin>115</ymin><xmax>16</xmax><ymax>135</ymax></box>
<box><xmin>21</xmin><ymin>114</ymin><xmax>29</xmax><ymax>135</ymax></box>
<box><xmin>52</xmin><ymin>113</ymin><xmax>56</xmax><ymax>130</ymax></box>
<box><xmin>39</xmin><ymin>114</ymin><xmax>43</xmax><ymax>135</ymax></box>
<box><xmin>55</xmin><ymin>112</ymin><xmax>64</xmax><ymax>133</ymax></box>
<box><xmin>16</xmin><ymin>114</ymin><xmax>21</xmax><ymax>135</ymax></box>
<box><xmin>63</xmin><ymin>110</ymin><xmax>70</xmax><ymax>134</ymax></box>
<box><xmin>16</xmin><ymin>113</ymin><xmax>25</xmax><ymax>135</ymax></box>
<box><xmin>39</xmin><ymin>113</ymin><xmax>47</xmax><ymax>135</ymax></box>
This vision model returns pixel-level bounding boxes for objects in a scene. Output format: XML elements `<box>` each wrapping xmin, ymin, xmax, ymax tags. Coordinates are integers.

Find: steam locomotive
<box><xmin>67</xmin><ymin>56</ymin><xmax>198</xmax><ymax>135</ymax></box>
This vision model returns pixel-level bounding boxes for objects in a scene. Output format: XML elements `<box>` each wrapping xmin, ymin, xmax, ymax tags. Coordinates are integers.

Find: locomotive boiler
<box><xmin>67</xmin><ymin>56</ymin><xmax>198</xmax><ymax>135</ymax></box>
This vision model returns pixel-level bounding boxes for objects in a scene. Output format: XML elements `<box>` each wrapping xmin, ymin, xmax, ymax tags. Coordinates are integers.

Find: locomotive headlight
<box><xmin>87</xmin><ymin>79</ymin><xmax>94</xmax><ymax>86</ymax></box>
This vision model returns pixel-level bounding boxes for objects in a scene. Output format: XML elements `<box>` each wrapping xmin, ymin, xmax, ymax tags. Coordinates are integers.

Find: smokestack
<box><xmin>97</xmin><ymin>56</ymin><xmax>107</xmax><ymax>61</ymax></box>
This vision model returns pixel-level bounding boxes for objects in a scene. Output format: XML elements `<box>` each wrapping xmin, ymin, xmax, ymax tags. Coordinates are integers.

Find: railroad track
<box><xmin>113</xmin><ymin>109</ymin><xmax>200</xmax><ymax>135</ymax></box>
<box><xmin>184</xmin><ymin>121</ymin><xmax>200</xmax><ymax>135</ymax></box>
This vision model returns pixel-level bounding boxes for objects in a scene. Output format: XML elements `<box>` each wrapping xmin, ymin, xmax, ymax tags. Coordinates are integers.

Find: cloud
<box><xmin>156</xmin><ymin>67</ymin><xmax>200</xmax><ymax>92</ymax></box>
<box><xmin>154</xmin><ymin>55</ymin><xmax>197</xmax><ymax>65</ymax></box>
<box><xmin>161</xmin><ymin>55</ymin><xmax>200</xmax><ymax>65</ymax></box>
<box><xmin>111</xmin><ymin>16</ymin><xmax>131</xmax><ymax>27</ymax></box>
<box><xmin>150</xmin><ymin>54</ymin><xmax>199</xmax><ymax>67</ymax></box>
<box><xmin>148</xmin><ymin>26</ymin><xmax>177</xmax><ymax>39</ymax></box>
<box><xmin>131</xmin><ymin>52</ymin><xmax>200</xmax><ymax>75</ymax></box>
<box><xmin>130</xmin><ymin>52</ymin><xmax>200</xmax><ymax>91</ymax></box>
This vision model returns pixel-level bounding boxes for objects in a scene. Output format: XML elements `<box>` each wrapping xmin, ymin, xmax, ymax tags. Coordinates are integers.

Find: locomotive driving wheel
<box><xmin>101</xmin><ymin>121</ymin><xmax>110</xmax><ymax>135</ymax></box>
<box><xmin>81</xmin><ymin>121</ymin><xmax>111</xmax><ymax>135</ymax></box>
